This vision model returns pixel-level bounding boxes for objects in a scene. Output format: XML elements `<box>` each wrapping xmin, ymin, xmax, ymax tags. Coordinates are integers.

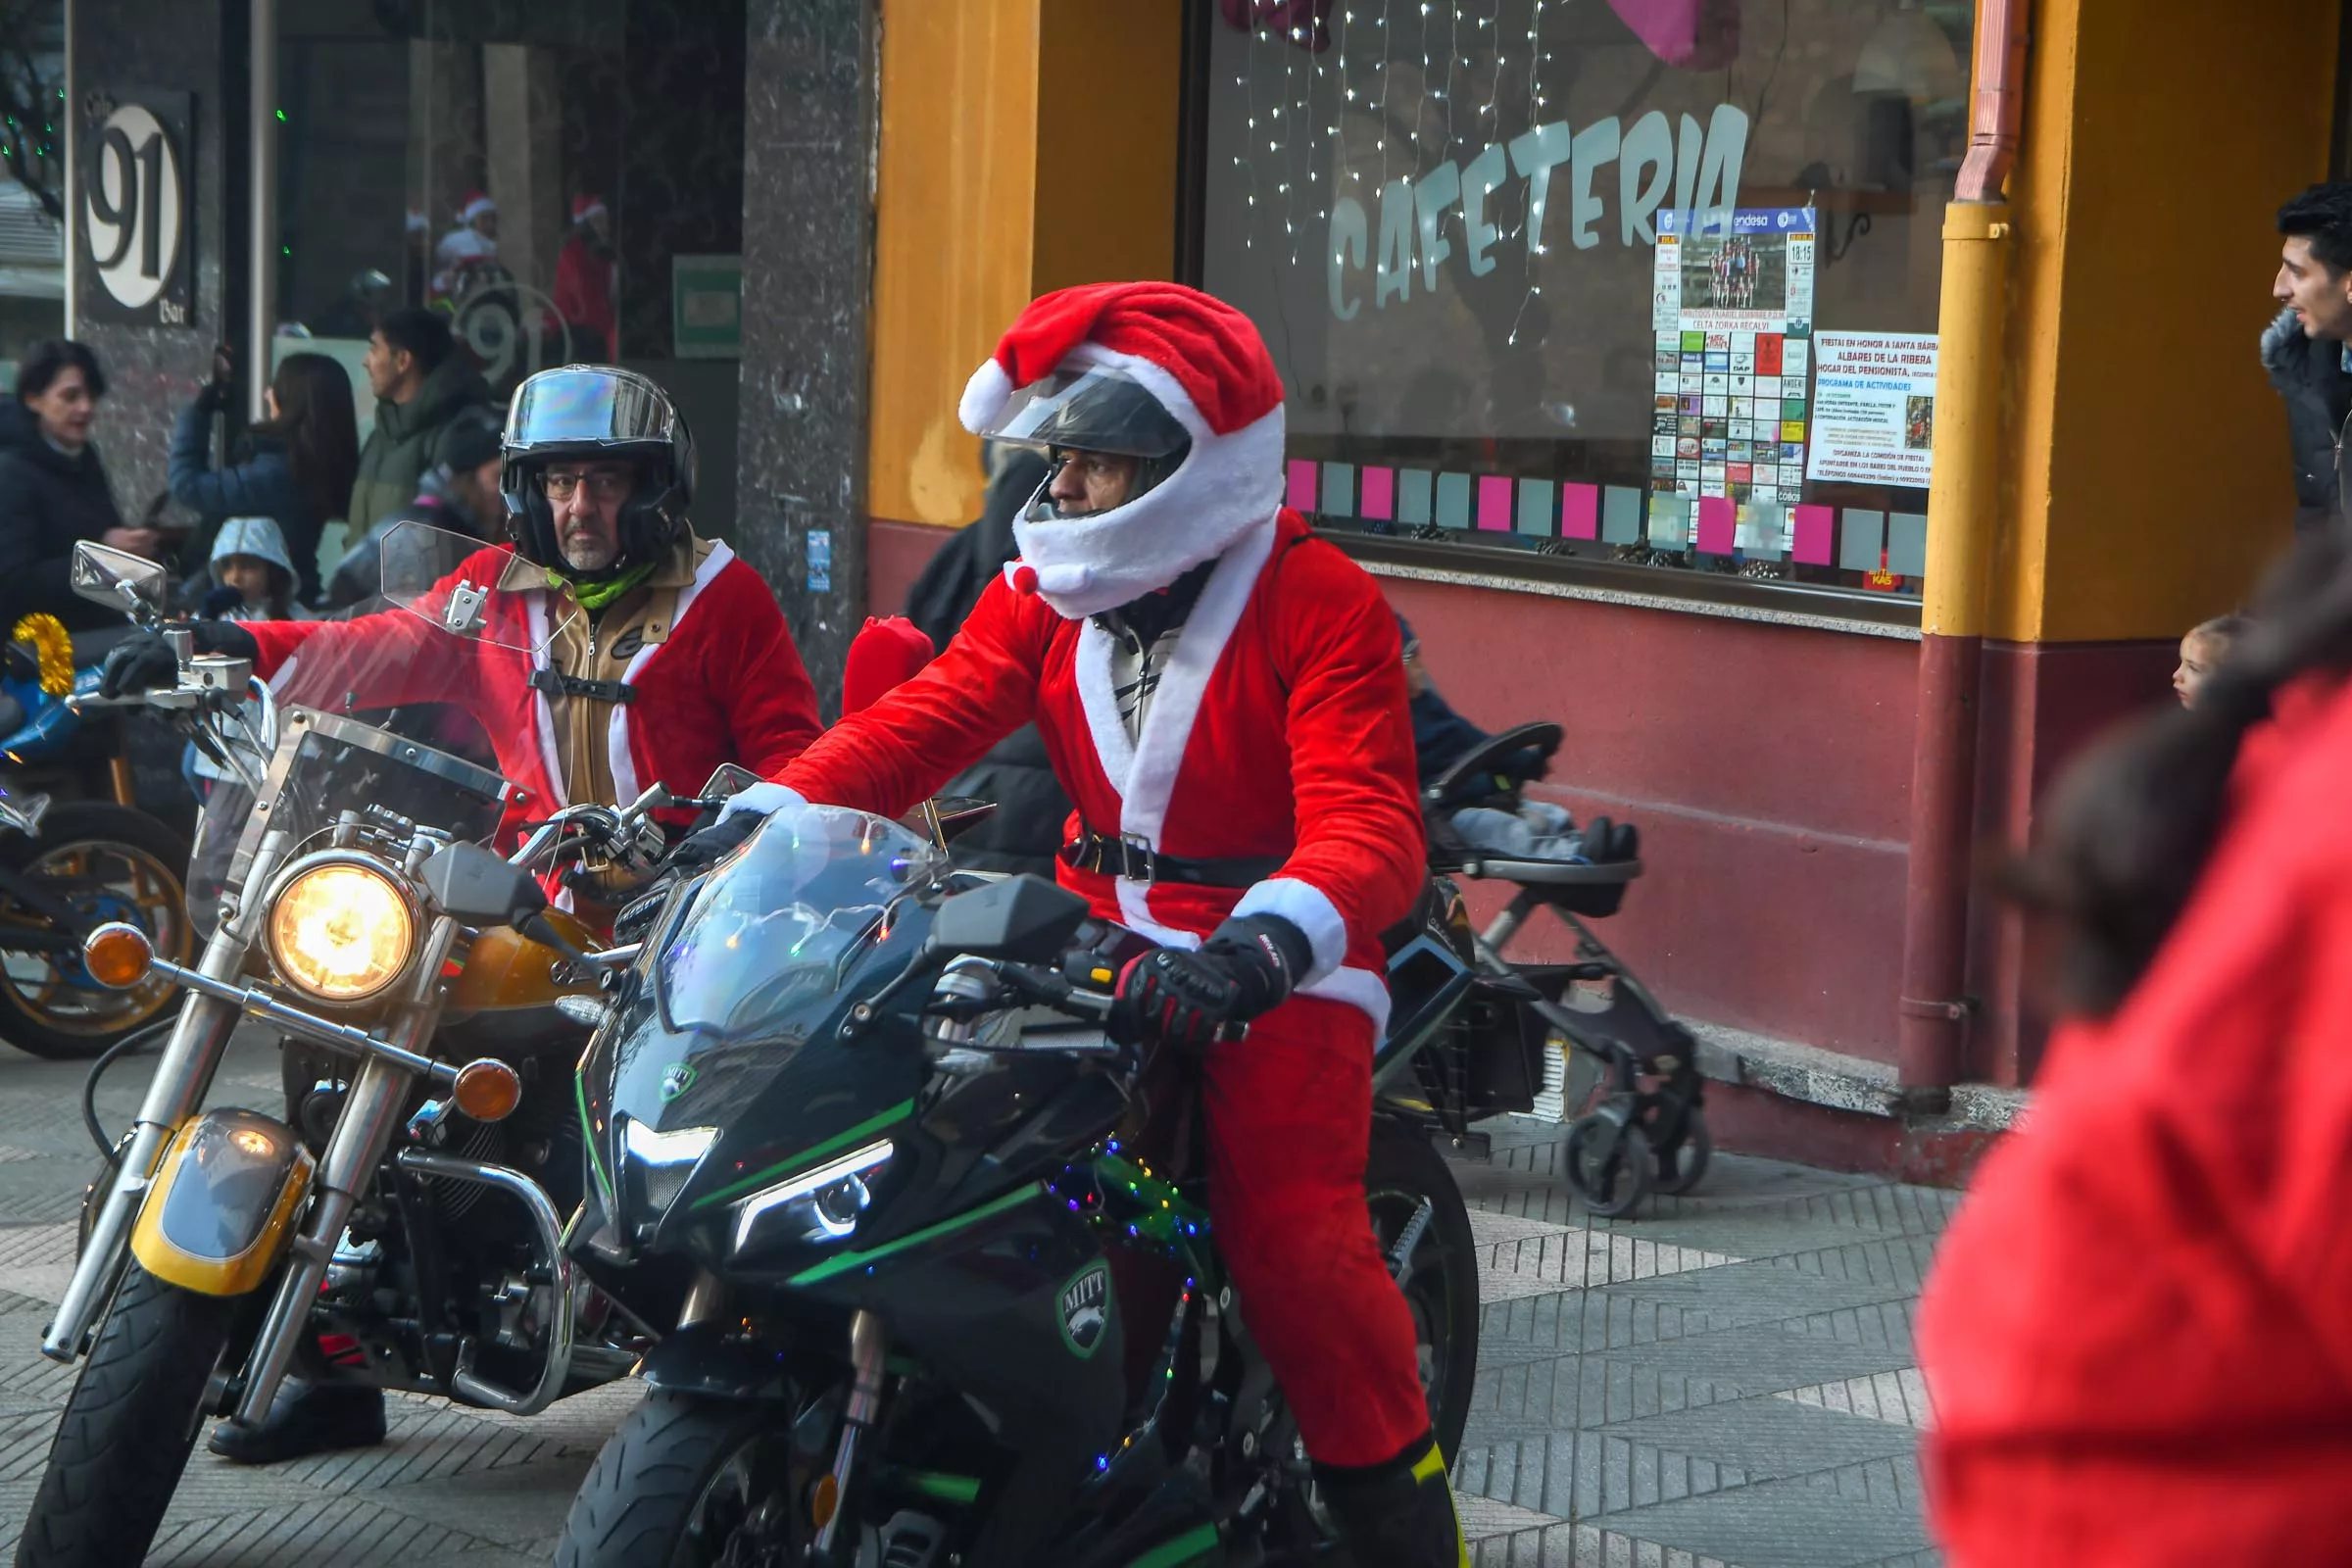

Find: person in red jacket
<box><xmin>96</xmin><ymin>367</ymin><xmax>824</xmax><ymax>1462</ymax></box>
<box><xmin>104</xmin><ymin>365</ymin><xmax>822</xmax><ymax>875</ymax></box>
<box><xmin>1919</xmin><ymin>529</ymin><xmax>2352</xmax><ymax>1564</ymax></box>
<box><xmin>710</xmin><ymin>282</ymin><xmax>1464</xmax><ymax>1567</ymax></box>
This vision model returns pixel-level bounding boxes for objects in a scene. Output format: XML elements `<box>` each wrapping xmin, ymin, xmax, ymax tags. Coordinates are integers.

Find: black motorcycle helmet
<box><xmin>500</xmin><ymin>365</ymin><xmax>697</xmax><ymax>574</ymax></box>
<box><xmin>985</xmin><ymin>366</ymin><xmax>1193</xmax><ymax>520</ymax></box>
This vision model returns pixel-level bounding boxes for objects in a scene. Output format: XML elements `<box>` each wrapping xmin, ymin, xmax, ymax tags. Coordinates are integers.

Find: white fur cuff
<box><xmin>959</xmin><ymin>359</ymin><xmax>1013</xmax><ymax>435</ymax></box>
<box><xmin>1232</xmin><ymin>875</ymin><xmax>1348</xmax><ymax>988</ymax></box>
<box><xmin>715</xmin><ymin>781</ymin><xmax>806</xmax><ymax>824</ymax></box>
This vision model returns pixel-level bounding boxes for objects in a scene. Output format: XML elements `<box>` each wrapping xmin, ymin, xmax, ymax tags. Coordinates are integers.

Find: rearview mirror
<box><xmin>928</xmin><ymin>874</ymin><xmax>1089</xmax><ymax>963</ymax></box>
<box><xmin>69</xmin><ymin>542</ymin><xmax>170</xmax><ymax>617</ymax></box>
<box><xmin>699</xmin><ymin>763</ymin><xmax>762</xmax><ymax>803</ymax></box>
<box><xmin>422</xmin><ymin>842</ymin><xmax>549</xmax><ymax>927</ymax></box>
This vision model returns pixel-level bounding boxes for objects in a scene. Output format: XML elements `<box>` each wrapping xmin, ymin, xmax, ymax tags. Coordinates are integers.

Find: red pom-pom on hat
<box><xmin>958</xmin><ymin>282</ymin><xmax>1283</xmax><ymax>439</ymax></box>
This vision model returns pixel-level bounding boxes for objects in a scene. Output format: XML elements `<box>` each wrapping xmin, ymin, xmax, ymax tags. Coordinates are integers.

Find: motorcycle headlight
<box><xmin>730</xmin><ymin>1139</ymin><xmax>893</xmax><ymax>1257</ymax></box>
<box><xmin>264</xmin><ymin>856</ymin><xmax>418</xmax><ymax>1004</ymax></box>
<box><xmin>621</xmin><ymin>1116</ymin><xmax>718</xmax><ymax>1224</ymax></box>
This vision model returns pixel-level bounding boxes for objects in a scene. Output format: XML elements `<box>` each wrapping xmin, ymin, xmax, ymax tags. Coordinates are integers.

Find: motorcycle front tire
<box><xmin>1366</xmin><ymin>1116</ymin><xmax>1481</xmax><ymax>1466</ymax></box>
<box><xmin>14</xmin><ymin>1262</ymin><xmax>235</xmax><ymax>1568</ymax></box>
<box><xmin>558</xmin><ymin>1391</ymin><xmax>797</xmax><ymax>1568</ymax></box>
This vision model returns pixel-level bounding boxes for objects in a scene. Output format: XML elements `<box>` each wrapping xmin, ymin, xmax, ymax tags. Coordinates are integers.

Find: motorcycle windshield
<box><xmin>655</xmin><ymin>804</ymin><xmax>946</xmax><ymax>1045</ymax></box>
<box><xmin>376</xmin><ymin>519</ymin><xmax>573</xmax><ymax>657</ymax></box>
<box><xmin>186</xmin><ymin>535</ymin><xmax>533</xmax><ymax>936</ymax></box>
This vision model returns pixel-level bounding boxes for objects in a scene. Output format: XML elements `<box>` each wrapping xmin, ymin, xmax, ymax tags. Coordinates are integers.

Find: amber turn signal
<box><xmin>82</xmin><ymin>922</ymin><xmax>156</xmax><ymax>990</ymax></box>
<box><xmin>451</xmin><ymin>1058</ymin><xmax>523</xmax><ymax>1123</ymax></box>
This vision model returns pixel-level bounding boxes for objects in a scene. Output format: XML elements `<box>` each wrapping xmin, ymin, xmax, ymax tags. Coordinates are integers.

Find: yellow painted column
<box><xmin>867</xmin><ymin>0</ymin><xmax>1183</xmax><ymax>533</ymax></box>
<box><xmin>1989</xmin><ymin>0</ymin><xmax>2341</xmax><ymax>647</ymax></box>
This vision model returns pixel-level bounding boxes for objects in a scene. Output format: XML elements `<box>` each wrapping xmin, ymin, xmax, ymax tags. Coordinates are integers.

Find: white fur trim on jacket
<box><xmin>958</xmin><ymin>358</ymin><xmax>1014</xmax><ymax>435</ymax></box>
<box><xmin>1232</xmin><ymin>876</ymin><xmax>1348</xmax><ymax>989</ymax></box>
<box><xmin>608</xmin><ymin>541</ymin><xmax>737</xmax><ymax>807</ymax></box>
<box><xmin>526</xmin><ymin>592</ymin><xmax>566</xmax><ymax>808</ymax></box>
<box><xmin>717</xmin><ymin>780</ymin><xmax>806</xmax><ymax>824</ymax></box>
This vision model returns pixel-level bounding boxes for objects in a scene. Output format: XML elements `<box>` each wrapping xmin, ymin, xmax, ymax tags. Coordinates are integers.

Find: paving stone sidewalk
<box><xmin>1456</xmin><ymin>1118</ymin><xmax>1950</xmax><ymax>1568</ymax></box>
<box><xmin>0</xmin><ymin>1034</ymin><xmax>1952</xmax><ymax>1565</ymax></box>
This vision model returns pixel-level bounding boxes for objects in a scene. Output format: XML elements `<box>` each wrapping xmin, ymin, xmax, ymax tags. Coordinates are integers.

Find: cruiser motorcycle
<box><xmin>16</xmin><ymin>532</ymin><xmax>675</xmax><ymax>1568</ymax></box>
<box><xmin>552</xmin><ymin>802</ymin><xmax>1489</xmax><ymax>1568</ymax></box>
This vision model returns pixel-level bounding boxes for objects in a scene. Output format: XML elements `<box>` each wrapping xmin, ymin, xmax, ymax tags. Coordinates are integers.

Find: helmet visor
<box><xmin>507</xmin><ymin>366</ymin><xmax>678</xmax><ymax>452</ymax></box>
<box><xmin>982</xmin><ymin>367</ymin><xmax>1190</xmax><ymax>461</ymax></box>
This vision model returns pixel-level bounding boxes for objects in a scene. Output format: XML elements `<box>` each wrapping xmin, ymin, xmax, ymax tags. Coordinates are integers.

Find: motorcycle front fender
<box><xmin>637</xmin><ymin>1319</ymin><xmax>799</xmax><ymax>1402</ymax></box>
<box><xmin>129</xmin><ymin>1109</ymin><xmax>315</xmax><ymax>1297</ymax></box>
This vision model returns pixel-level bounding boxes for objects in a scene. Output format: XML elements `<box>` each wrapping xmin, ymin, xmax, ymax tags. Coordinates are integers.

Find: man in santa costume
<box><xmin>712</xmin><ymin>281</ymin><xmax>1467</xmax><ymax>1566</ymax></box>
<box><xmin>554</xmin><ymin>193</ymin><xmax>619</xmax><ymax>359</ymax></box>
<box><xmin>98</xmin><ymin>364</ymin><xmax>824</xmax><ymax>1459</ymax></box>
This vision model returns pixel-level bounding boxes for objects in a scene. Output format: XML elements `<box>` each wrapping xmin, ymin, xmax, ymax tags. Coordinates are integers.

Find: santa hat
<box><xmin>571</xmin><ymin>193</ymin><xmax>608</xmax><ymax>223</ymax></box>
<box><xmin>958</xmin><ymin>282</ymin><xmax>1284</xmax><ymax>444</ymax></box>
<box><xmin>460</xmin><ymin>191</ymin><xmax>498</xmax><ymax>222</ymax></box>
<box><xmin>962</xmin><ymin>282</ymin><xmax>1289</xmax><ymax>619</ymax></box>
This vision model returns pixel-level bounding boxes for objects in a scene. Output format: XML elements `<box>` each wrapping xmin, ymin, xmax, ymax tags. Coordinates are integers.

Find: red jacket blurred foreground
<box><xmin>1920</xmin><ymin>676</ymin><xmax>2352</xmax><ymax>1564</ymax></box>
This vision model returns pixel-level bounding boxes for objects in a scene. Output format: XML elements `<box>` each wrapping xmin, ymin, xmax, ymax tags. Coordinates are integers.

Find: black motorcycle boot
<box><xmin>1311</xmin><ymin>1431</ymin><xmax>1470</xmax><ymax>1568</ymax></box>
<box><xmin>207</xmin><ymin>1377</ymin><xmax>386</xmax><ymax>1464</ymax></box>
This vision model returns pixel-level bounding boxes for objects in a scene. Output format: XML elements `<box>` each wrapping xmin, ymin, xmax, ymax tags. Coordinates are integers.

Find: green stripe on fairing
<box><xmin>576</xmin><ymin>1071</ymin><xmax>612</xmax><ymax>1204</ymax></box>
<box><xmin>903</xmin><ymin>1471</ymin><xmax>982</xmax><ymax>1505</ymax></box>
<box><xmin>786</xmin><ymin>1183</ymin><xmax>1040</xmax><ymax>1287</ymax></box>
<box><xmin>691</xmin><ymin>1099</ymin><xmax>916</xmax><ymax>1211</ymax></box>
<box><xmin>1123</xmin><ymin>1522</ymin><xmax>1222</xmax><ymax>1568</ymax></box>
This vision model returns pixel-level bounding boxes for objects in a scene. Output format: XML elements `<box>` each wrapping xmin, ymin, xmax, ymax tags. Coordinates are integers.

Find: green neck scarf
<box><xmin>555</xmin><ymin>560</ymin><xmax>657</xmax><ymax>612</ymax></box>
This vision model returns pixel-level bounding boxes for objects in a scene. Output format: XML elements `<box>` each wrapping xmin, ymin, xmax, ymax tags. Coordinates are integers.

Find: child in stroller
<box><xmin>1400</xmin><ymin>616</ymin><xmax>1708</xmax><ymax>1216</ymax></box>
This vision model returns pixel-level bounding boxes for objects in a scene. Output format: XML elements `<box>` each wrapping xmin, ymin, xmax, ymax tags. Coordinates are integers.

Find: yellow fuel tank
<box><xmin>449</xmin><ymin>908</ymin><xmax>602</xmax><ymax>1013</ymax></box>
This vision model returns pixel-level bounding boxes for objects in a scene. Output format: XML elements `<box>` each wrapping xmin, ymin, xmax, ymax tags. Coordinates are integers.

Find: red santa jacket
<box><xmin>243</xmin><ymin>540</ymin><xmax>820</xmax><ymax>838</ymax></box>
<box><xmin>1920</xmin><ymin>675</ymin><xmax>2352</xmax><ymax>1564</ymax></box>
<box><xmin>773</xmin><ymin>508</ymin><xmax>1423</xmax><ymax>1033</ymax></box>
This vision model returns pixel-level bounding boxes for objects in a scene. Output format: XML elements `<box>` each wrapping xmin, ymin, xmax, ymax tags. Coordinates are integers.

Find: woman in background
<box><xmin>170</xmin><ymin>349</ymin><xmax>360</xmax><ymax>605</ymax></box>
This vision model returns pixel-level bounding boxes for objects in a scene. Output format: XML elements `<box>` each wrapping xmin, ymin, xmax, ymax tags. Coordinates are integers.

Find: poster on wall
<box><xmin>1649</xmin><ymin>207</ymin><xmax>1815</xmax><ymax>507</ymax></box>
<box><xmin>1805</xmin><ymin>332</ymin><xmax>1941</xmax><ymax>488</ymax></box>
<box><xmin>76</xmin><ymin>88</ymin><xmax>196</xmax><ymax>327</ymax></box>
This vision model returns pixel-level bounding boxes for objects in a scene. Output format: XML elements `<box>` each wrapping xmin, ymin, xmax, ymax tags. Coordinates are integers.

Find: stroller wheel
<box><xmin>1655</xmin><ymin>1112</ymin><xmax>1712</xmax><ymax>1197</ymax></box>
<box><xmin>1565</xmin><ymin>1112</ymin><xmax>1654</xmax><ymax>1218</ymax></box>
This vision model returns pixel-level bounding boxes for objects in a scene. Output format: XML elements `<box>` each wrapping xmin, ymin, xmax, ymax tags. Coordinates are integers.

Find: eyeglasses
<box><xmin>541</xmin><ymin>469</ymin><xmax>631</xmax><ymax>501</ymax></box>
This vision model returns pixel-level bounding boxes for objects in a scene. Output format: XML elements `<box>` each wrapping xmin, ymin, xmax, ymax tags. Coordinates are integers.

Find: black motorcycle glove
<box><xmin>99</xmin><ymin>620</ymin><xmax>259</xmax><ymax>698</ymax></box>
<box><xmin>1116</xmin><ymin>913</ymin><xmax>1310</xmax><ymax>1050</ymax></box>
<box><xmin>661</xmin><ymin>808</ymin><xmax>764</xmax><ymax>880</ymax></box>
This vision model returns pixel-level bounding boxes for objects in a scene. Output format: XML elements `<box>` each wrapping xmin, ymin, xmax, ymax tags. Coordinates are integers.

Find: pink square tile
<box><xmin>1359</xmin><ymin>466</ymin><xmax>1395</xmax><ymax>520</ymax></box>
<box><xmin>1792</xmin><ymin>504</ymin><xmax>1835</xmax><ymax>565</ymax></box>
<box><xmin>1559</xmin><ymin>483</ymin><xmax>1599</xmax><ymax>540</ymax></box>
<box><xmin>1695</xmin><ymin>496</ymin><xmax>1735</xmax><ymax>554</ymax></box>
<box><xmin>1286</xmin><ymin>460</ymin><xmax>1318</xmax><ymax>512</ymax></box>
<box><xmin>1476</xmin><ymin>475</ymin><xmax>1514</xmax><ymax>531</ymax></box>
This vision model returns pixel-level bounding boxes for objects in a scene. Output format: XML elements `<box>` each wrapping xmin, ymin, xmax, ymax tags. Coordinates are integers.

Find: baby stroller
<box><xmin>1411</xmin><ymin>720</ymin><xmax>1708</xmax><ymax>1217</ymax></box>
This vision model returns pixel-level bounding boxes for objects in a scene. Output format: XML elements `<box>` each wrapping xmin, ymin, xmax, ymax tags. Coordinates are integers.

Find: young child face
<box><xmin>218</xmin><ymin>554</ymin><xmax>275</xmax><ymax>610</ymax></box>
<box><xmin>2173</xmin><ymin>632</ymin><xmax>2223</xmax><ymax>708</ymax></box>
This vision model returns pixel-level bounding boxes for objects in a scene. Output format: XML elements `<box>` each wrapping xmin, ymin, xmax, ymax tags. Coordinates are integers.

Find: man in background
<box><xmin>2268</xmin><ymin>182</ymin><xmax>2352</xmax><ymax>530</ymax></box>
<box><xmin>345</xmin><ymin>308</ymin><xmax>496</xmax><ymax>543</ymax></box>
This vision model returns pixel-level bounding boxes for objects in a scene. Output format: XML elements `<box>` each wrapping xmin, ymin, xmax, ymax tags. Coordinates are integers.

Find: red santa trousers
<box><xmin>1199</xmin><ymin>993</ymin><xmax>1431</xmax><ymax>1469</ymax></box>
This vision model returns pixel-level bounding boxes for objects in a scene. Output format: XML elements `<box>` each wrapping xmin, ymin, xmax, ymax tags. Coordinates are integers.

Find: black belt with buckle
<box><xmin>1061</xmin><ymin>829</ymin><xmax>1282</xmax><ymax>887</ymax></box>
<box><xmin>531</xmin><ymin>669</ymin><xmax>636</xmax><ymax>705</ymax></box>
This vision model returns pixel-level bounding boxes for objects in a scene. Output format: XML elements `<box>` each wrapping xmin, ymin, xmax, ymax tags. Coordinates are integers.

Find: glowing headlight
<box><xmin>730</xmin><ymin>1139</ymin><xmax>893</xmax><ymax>1256</ymax></box>
<box><xmin>265</xmin><ymin>858</ymin><xmax>416</xmax><ymax>1004</ymax></box>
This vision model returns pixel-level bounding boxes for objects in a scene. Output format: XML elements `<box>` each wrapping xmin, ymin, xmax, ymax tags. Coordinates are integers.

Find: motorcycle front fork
<box><xmin>41</xmin><ymin>828</ymin><xmax>300</xmax><ymax>1360</ymax></box>
<box><xmin>811</xmin><ymin>1308</ymin><xmax>887</xmax><ymax>1564</ymax></box>
<box><xmin>232</xmin><ymin>914</ymin><xmax>459</xmax><ymax>1427</ymax></box>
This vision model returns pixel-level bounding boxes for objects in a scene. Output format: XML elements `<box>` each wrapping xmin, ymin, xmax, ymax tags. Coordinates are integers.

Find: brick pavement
<box><xmin>0</xmin><ymin>1034</ymin><xmax>1953</xmax><ymax>1565</ymax></box>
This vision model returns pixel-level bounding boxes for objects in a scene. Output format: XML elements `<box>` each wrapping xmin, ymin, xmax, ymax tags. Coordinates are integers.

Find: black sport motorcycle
<box><xmin>555</xmin><ymin>801</ymin><xmax>1494</xmax><ymax>1567</ymax></box>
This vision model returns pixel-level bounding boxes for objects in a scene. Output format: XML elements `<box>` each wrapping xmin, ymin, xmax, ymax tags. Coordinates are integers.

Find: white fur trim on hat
<box><xmin>958</xmin><ymin>359</ymin><xmax>1013</xmax><ymax>435</ymax></box>
<box><xmin>461</xmin><ymin>192</ymin><xmax>498</xmax><ymax>221</ymax></box>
